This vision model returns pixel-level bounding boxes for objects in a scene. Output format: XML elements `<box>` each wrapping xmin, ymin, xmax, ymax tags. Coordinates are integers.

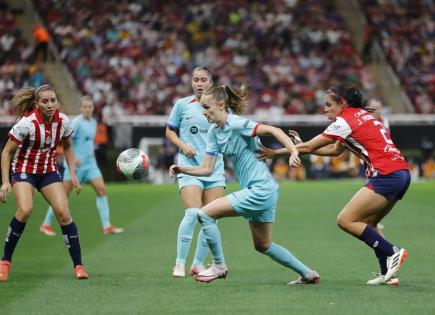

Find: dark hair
<box><xmin>192</xmin><ymin>66</ymin><xmax>214</xmax><ymax>84</ymax></box>
<box><xmin>203</xmin><ymin>83</ymin><xmax>247</xmax><ymax>115</ymax></box>
<box><xmin>326</xmin><ymin>85</ymin><xmax>367</xmax><ymax>108</ymax></box>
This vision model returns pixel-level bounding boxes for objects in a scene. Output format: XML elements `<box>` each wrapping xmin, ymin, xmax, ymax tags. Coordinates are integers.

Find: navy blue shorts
<box><xmin>365</xmin><ymin>169</ymin><xmax>411</xmax><ymax>201</ymax></box>
<box><xmin>10</xmin><ymin>172</ymin><xmax>63</xmax><ymax>191</ymax></box>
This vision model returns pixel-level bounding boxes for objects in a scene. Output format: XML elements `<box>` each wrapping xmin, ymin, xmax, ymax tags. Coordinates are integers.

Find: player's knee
<box><xmin>96</xmin><ymin>187</ymin><xmax>107</xmax><ymax>196</ymax></box>
<box><xmin>336</xmin><ymin>213</ymin><xmax>348</xmax><ymax>230</ymax></box>
<box><xmin>185</xmin><ymin>208</ymin><xmax>199</xmax><ymax>217</ymax></box>
<box><xmin>16</xmin><ymin>206</ymin><xmax>32</xmax><ymax>221</ymax></box>
<box><xmin>54</xmin><ymin>208</ymin><xmax>72</xmax><ymax>225</ymax></box>
<box><xmin>254</xmin><ymin>242</ymin><xmax>271</xmax><ymax>253</ymax></box>
<box><xmin>197</xmin><ymin>209</ymin><xmax>214</xmax><ymax>224</ymax></box>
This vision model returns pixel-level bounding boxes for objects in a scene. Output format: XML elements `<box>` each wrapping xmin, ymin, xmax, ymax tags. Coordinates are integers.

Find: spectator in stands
<box><xmin>32</xmin><ymin>24</ymin><xmax>50</xmax><ymax>62</ymax></box>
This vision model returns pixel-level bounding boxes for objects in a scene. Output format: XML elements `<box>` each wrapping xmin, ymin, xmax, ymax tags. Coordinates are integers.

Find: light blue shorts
<box><xmin>178</xmin><ymin>175</ymin><xmax>225</xmax><ymax>191</ymax></box>
<box><xmin>227</xmin><ymin>186</ymin><xmax>279</xmax><ymax>223</ymax></box>
<box><xmin>63</xmin><ymin>164</ymin><xmax>102</xmax><ymax>183</ymax></box>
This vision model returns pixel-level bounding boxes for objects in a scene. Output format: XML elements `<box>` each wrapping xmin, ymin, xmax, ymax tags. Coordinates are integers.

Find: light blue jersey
<box><xmin>70</xmin><ymin>115</ymin><xmax>97</xmax><ymax>167</ymax></box>
<box><xmin>167</xmin><ymin>95</ymin><xmax>225</xmax><ymax>182</ymax></box>
<box><xmin>206</xmin><ymin>114</ymin><xmax>278</xmax><ymax>191</ymax></box>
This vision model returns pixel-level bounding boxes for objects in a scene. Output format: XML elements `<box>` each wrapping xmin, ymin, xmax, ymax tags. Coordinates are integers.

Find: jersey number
<box><xmin>373</xmin><ymin>120</ymin><xmax>393</xmax><ymax>144</ymax></box>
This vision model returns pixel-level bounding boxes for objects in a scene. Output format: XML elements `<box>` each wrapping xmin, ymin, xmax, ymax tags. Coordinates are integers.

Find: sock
<box><xmin>2</xmin><ymin>217</ymin><xmax>26</xmax><ymax>262</ymax></box>
<box><xmin>191</xmin><ymin>228</ymin><xmax>209</xmax><ymax>266</ymax></box>
<box><xmin>359</xmin><ymin>225</ymin><xmax>395</xmax><ymax>257</ymax></box>
<box><xmin>96</xmin><ymin>196</ymin><xmax>111</xmax><ymax>229</ymax></box>
<box><xmin>374</xmin><ymin>250</ymin><xmax>388</xmax><ymax>275</ymax></box>
<box><xmin>197</xmin><ymin>210</ymin><xmax>224</xmax><ymax>263</ymax></box>
<box><xmin>42</xmin><ymin>206</ymin><xmax>55</xmax><ymax>226</ymax></box>
<box><xmin>263</xmin><ymin>242</ymin><xmax>311</xmax><ymax>276</ymax></box>
<box><xmin>61</xmin><ymin>222</ymin><xmax>83</xmax><ymax>267</ymax></box>
<box><xmin>176</xmin><ymin>208</ymin><xmax>200</xmax><ymax>265</ymax></box>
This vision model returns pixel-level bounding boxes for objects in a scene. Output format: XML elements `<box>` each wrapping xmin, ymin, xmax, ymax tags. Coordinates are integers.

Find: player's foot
<box><xmin>0</xmin><ymin>260</ymin><xmax>11</xmax><ymax>282</ymax></box>
<box><xmin>189</xmin><ymin>265</ymin><xmax>205</xmax><ymax>276</ymax></box>
<box><xmin>367</xmin><ymin>273</ymin><xmax>400</xmax><ymax>286</ymax></box>
<box><xmin>287</xmin><ymin>270</ymin><xmax>320</xmax><ymax>285</ymax></box>
<box><xmin>102</xmin><ymin>225</ymin><xmax>124</xmax><ymax>234</ymax></box>
<box><xmin>74</xmin><ymin>265</ymin><xmax>88</xmax><ymax>280</ymax></box>
<box><xmin>172</xmin><ymin>263</ymin><xmax>185</xmax><ymax>278</ymax></box>
<box><xmin>385</xmin><ymin>248</ymin><xmax>408</xmax><ymax>281</ymax></box>
<box><xmin>39</xmin><ymin>224</ymin><xmax>56</xmax><ymax>236</ymax></box>
<box><xmin>194</xmin><ymin>263</ymin><xmax>228</xmax><ymax>283</ymax></box>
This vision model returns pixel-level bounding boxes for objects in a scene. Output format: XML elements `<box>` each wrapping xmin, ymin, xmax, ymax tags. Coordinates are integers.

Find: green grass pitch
<box><xmin>0</xmin><ymin>180</ymin><xmax>434</xmax><ymax>314</ymax></box>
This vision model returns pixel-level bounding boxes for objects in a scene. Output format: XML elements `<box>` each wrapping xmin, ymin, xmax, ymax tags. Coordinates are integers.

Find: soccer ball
<box><xmin>116</xmin><ymin>148</ymin><xmax>149</xmax><ymax>180</ymax></box>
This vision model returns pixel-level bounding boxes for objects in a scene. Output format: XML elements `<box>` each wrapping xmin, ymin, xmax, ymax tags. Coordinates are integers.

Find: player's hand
<box><xmin>256</xmin><ymin>145</ymin><xmax>275</xmax><ymax>160</ymax></box>
<box><xmin>181</xmin><ymin>144</ymin><xmax>196</xmax><ymax>158</ymax></box>
<box><xmin>0</xmin><ymin>182</ymin><xmax>11</xmax><ymax>203</ymax></box>
<box><xmin>70</xmin><ymin>175</ymin><xmax>81</xmax><ymax>195</ymax></box>
<box><xmin>288</xmin><ymin>130</ymin><xmax>302</xmax><ymax>144</ymax></box>
<box><xmin>288</xmin><ymin>151</ymin><xmax>301</xmax><ymax>168</ymax></box>
<box><xmin>75</xmin><ymin>158</ymin><xmax>81</xmax><ymax>166</ymax></box>
<box><xmin>169</xmin><ymin>164</ymin><xmax>180</xmax><ymax>178</ymax></box>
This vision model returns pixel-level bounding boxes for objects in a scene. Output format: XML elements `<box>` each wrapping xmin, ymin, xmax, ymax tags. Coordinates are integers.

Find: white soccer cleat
<box><xmin>367</xmin><ymin>273</ymin><xmax>400</xmax><ymax>286</ymax></box>
<box><xmin>189</xmin><ymin>265</ymin><xmax>205</xmax><ymax>276</ymax></box>
<box><xmin>194</xmin><ymin>263</ymin><xmax>228</xmax><ymax>283</ymax></box>
<box><xmin>385</xmin><ymin>248</ymin><xmax>408</xmax><ymax>282</ymax></box>
<box><xmin>287</xmin><ymin>270</ymin><xmax>320</xmax><ymax>285</ymax></box>
<box><xmin>172</xmin><ymin>263</ymin><xmax>185</xmax><ymax>278</ymax></box>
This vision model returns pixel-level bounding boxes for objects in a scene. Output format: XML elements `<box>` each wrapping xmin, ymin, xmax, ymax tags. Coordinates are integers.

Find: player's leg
<box><xmin>173</xmin><ymin>178</ymin><xmax>204</xmax><ymax>277</ymax></box>
<box><xmin>0</xmin><ymin>181</ymin><xmax>34</xmax><ymax>281</ymax></box>
<box><xmin>40</xmin><ymin>179</ymin><xmax>87</xmax><ymax>279</ymax></box>
<box><xmin>40</xmin><ymin>180</ymin><xmax>74</xmax><ymax>236</ymax></box>
<box><xmin>190</xmin><ymin>184</ymin><xmax>225</xmax><ymax>275</ymax></box>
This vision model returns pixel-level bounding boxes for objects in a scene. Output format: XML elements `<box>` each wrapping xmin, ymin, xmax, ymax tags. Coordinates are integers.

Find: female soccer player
<box><xmin>260</xmin><ymin>85</ymin><xmax>410</xmax><ymax>285</ymax></box>
<box><xmin>166</xmin><ymin>67</ymin><xmax>226</xmax><ymax>278</ymax></box>
<box><xmin>169</xmin><ymin>83</ymin><xmax>320</xmax><ymax>284</ymax></box>
<box><xmin>0</xmin><ymin>85</ymin><xmax>88</xmax><ymax>281</ymax></box>
<box><xmin>39</xmin><ymin>96</ymin><xmax>123</xmax><ymax>236</ymax></box>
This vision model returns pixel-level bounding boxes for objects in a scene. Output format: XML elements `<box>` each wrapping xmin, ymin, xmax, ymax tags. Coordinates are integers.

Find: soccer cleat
<box><xmin>287</xmin><ymin>270</ymin><xmax>320</xmax><ymax>285</ymax></box>
<box><xmin>385</xmin><ymin>248</ymin><xmax>408</xmax><ymax>282</ymax></box>
<box><xmin>0</xmin><ymin>260</ymin><xmax>11</xmax><ymax>282</ymax></box>
<box><xmin>102</xmin><ymin>225</ymin><xmax>124</xmax><ymax>234</ymax></box>
<box><xmin>74</xmin><ymin>265</ymin><xmax>88</xmax><ymax>280</ymax></box>
<box><xmin>367</xmin><ymin>273</ymin><xmax>400</xmax><ymax>286</ymax></box>
<box><xmin>194</xmin><ymin>263</ymin><xmax>228</xmax><ymax>283</ymax></box>
<box><xmin>172</xmin><ymin>263</ymin><xmax>185</xmax><ymax>278</ymax></box>
<box><xmin>189</xmin><ymin>265</ymin><xmax>205</xmax><ymax>276</ymax></box>
<box><xmin>39</xmin><ymin>224</ymin><xmax>56</xmax><ymax>236</ymax></box>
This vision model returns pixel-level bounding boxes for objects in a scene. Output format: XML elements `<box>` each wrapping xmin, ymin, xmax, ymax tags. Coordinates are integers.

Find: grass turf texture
<box><xmin>0</xmin><ymin>180</ymin><xmax>434</xmax><ymax>314</ymax></box>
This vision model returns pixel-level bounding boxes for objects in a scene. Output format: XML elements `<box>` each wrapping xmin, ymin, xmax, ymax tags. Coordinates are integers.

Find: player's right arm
<box><xmin>0</xmin><ymin>139</ymin><xmax>19</xmax><ymax>203</ymax></box>
<box><xmin>62</xmin><ymin>132</ymin><xmax>81</xmax><ymax>195</ymax></box>
<box><xmin>165</xmin><ymin>127</ymin><xmax>196</xmax><ymax>158</ymax></box>
<box><xmin>169</xmin><ymin>154</ymin><xmax>216</xmax><ymax>177</ymax></box>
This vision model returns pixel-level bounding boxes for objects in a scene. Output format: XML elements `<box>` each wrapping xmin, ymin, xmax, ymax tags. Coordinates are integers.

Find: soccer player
<box><xmin>0</xmin><ymin>85</ymin><xmax>88</xmax><ymax>281</ymax></box>
<box><xmin>166</xmin><ymin>67</ymin><xmax>226</xmax><ymax>278</ymax></box>
<box><xmin>169</xmin><ymin>83</ymin><xmax>320</xmax><ymax>284</ymax></box>
<box><xmin>39</xmin><ymin>96</ymin><xmax>123</xmax><ymax>236</ymax></box>
<box><xmin>260</xmin><ymin>85</ymin><xmax>409</xmax><ymax>285</ymax></box>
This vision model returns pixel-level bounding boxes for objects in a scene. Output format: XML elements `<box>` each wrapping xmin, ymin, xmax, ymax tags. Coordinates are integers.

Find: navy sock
<box><xmin>359</xmin><ymin>225</ymin><xmax>395</xmax><ymax>257</ymax></box>
<box><xmin>2</xmin><ymin>217</ymin><xmax>26</xmax><ymax>262</ymax></box>
<box><xmin>374</xmin><ymin>250</ymin><xmax>388</xmax><ymax>275</ymax></box>
<box><xmin>61</xmin><ymin>222</ymin><xmax>83</xmax><ymax>267</ymax></box>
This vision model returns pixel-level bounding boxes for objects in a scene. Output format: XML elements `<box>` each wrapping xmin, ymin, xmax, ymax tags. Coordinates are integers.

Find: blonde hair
<box><xmin>204</xmin><ymin>82</ymin><xmax>247</xmax><ymax>115</ymax></box>
<box><xmin>11</xmin><ymin>85</ymin><xmax>55</xmax><ymax>118</ymax></box>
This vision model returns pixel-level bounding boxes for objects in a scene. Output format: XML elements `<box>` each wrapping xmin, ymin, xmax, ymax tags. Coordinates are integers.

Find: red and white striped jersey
<box><xmin>322</xmin><ymin>107</ymin><xmax>408</xmax><ymax>177</ymax></box>
<box><xmin>8</xmin><ymin>109</ymin><xmax>73</xmax><ymax>174</ymax></box>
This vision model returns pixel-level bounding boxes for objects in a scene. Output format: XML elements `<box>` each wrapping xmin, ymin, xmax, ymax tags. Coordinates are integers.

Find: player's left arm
<box><xmin>296</xmin><ymin>135</ymin><xmax>336</xmax><ymax>154</ymax></box>
<box><xmin>62</xmin><ymin>137</ymin><xmax>81</xmax><ymax>195</ymax></box>
<box><xmin>0</xmin><ymin>139</ymin><xmax>19</xmax><ymax>203</ymax></box>
<box><xmin>169</xmin><ymin>154</ymin><xmax>217</xmax><ymax>177</ymax></box>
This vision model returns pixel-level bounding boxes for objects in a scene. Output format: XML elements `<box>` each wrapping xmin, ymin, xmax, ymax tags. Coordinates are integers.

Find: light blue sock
<box><xmin>197</xmin><ymin>210</ymin><xmax>224</xmax><ymax>263</ymax></box>
<box><xmin>263</xmin><ymin>242</ymin><xmax>311</xmax><ymax>276</ymax></box>
<box><xmin>42</xmin><ymin>206</ymin><xmax>55</xmax><ymax>226</ymax></box>
<box><xmin>176</xmin><ymin>208</ymin><xmax>199</xmax><ymax>265</ymax></box>
<box><xmin>191</xmin><ymin>228</ymin><xmax>209</xmax><ymax>266</ymax></box>
<box><xmin>96</xmin><ymin>196</ymin><xmax>111</xmax><ymax>229</ymax></box>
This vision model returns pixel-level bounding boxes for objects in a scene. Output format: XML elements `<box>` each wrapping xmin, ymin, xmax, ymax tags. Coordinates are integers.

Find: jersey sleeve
<box><xmin>71</xmin><ymin>117</ymin><xmax>80</xmax><ymax>140</ymax></box>
<box><xmin>8</xmin><ymin>118</ymin><xmax>30</xmax><ymax>144</ymax></box>
<box><xmin>233</xmin><ymin>116</ymin><xmax>259</xmax><ymax>137</ymax></box>
<box><xmin>167</xmin><ymin>100</ymin><xmax>181</xmax><ymax>129</ymax></box>
<box><xmin>206</xmin><ymin>128</ymin><xmax>219</xmax><ymax>156</ymax></box>
<box><xmin>61</xmin><ymin>114</ymin><xmax>73</xmax><ymax>138</ymax></box>
<box><xmin>322</xmin><ymin>117</ymin><xmax>352</xmax><ymax>141</ymax></box>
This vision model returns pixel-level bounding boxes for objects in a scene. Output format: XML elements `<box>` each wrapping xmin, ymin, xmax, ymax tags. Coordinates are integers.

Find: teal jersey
<box><xmin>70</xmin><ymin>115</ymin><xmax>97</xmax><ymax>166</ymax></box>
<box><xmin>206</xmin><ymin>114</ymin><xmax>278</xmax><ymax>191</ymax></box>
<box><xmin>167</xmin><ymin>95</ymin><xmax>225</xmax><ymax>182</ymax></box>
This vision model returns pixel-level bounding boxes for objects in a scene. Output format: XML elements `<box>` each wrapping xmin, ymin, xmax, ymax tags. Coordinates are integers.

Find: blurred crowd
<box><xmin>0</xmin><ymin>1</ymin><xmax>48</xmax><ymax>115</ymax></box>
<box><xmin>361</xmin><ymin>0</ymin><xmax>434</xmax><ymax>114</ymax></box>
<box><xmin>35</xmin><ymin>0</ymin><xmax>374</xmax><ymax>116</ymax></box>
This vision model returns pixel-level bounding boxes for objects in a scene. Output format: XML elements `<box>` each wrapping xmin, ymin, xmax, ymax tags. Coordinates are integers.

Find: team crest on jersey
<box><xmin>45</xmin><ymin>136</ymin><xmax>52</xmax><ymax>146</ymax></box>
<box><xmin>190</xmin><ymin>126</ymin><xmax>198</xmax><ymax>134</ymax></box>
<box><xmin>20</xmin><ymin>173</ymin><xmax>27</xmax><ymax>180</ymax></box>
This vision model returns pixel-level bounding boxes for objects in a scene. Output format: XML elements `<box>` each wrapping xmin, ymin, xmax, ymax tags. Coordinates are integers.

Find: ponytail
<box><xmin>204</xmin><ymin>82</ymin><xmax>248</xmax><ymax>115</ymax></box>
